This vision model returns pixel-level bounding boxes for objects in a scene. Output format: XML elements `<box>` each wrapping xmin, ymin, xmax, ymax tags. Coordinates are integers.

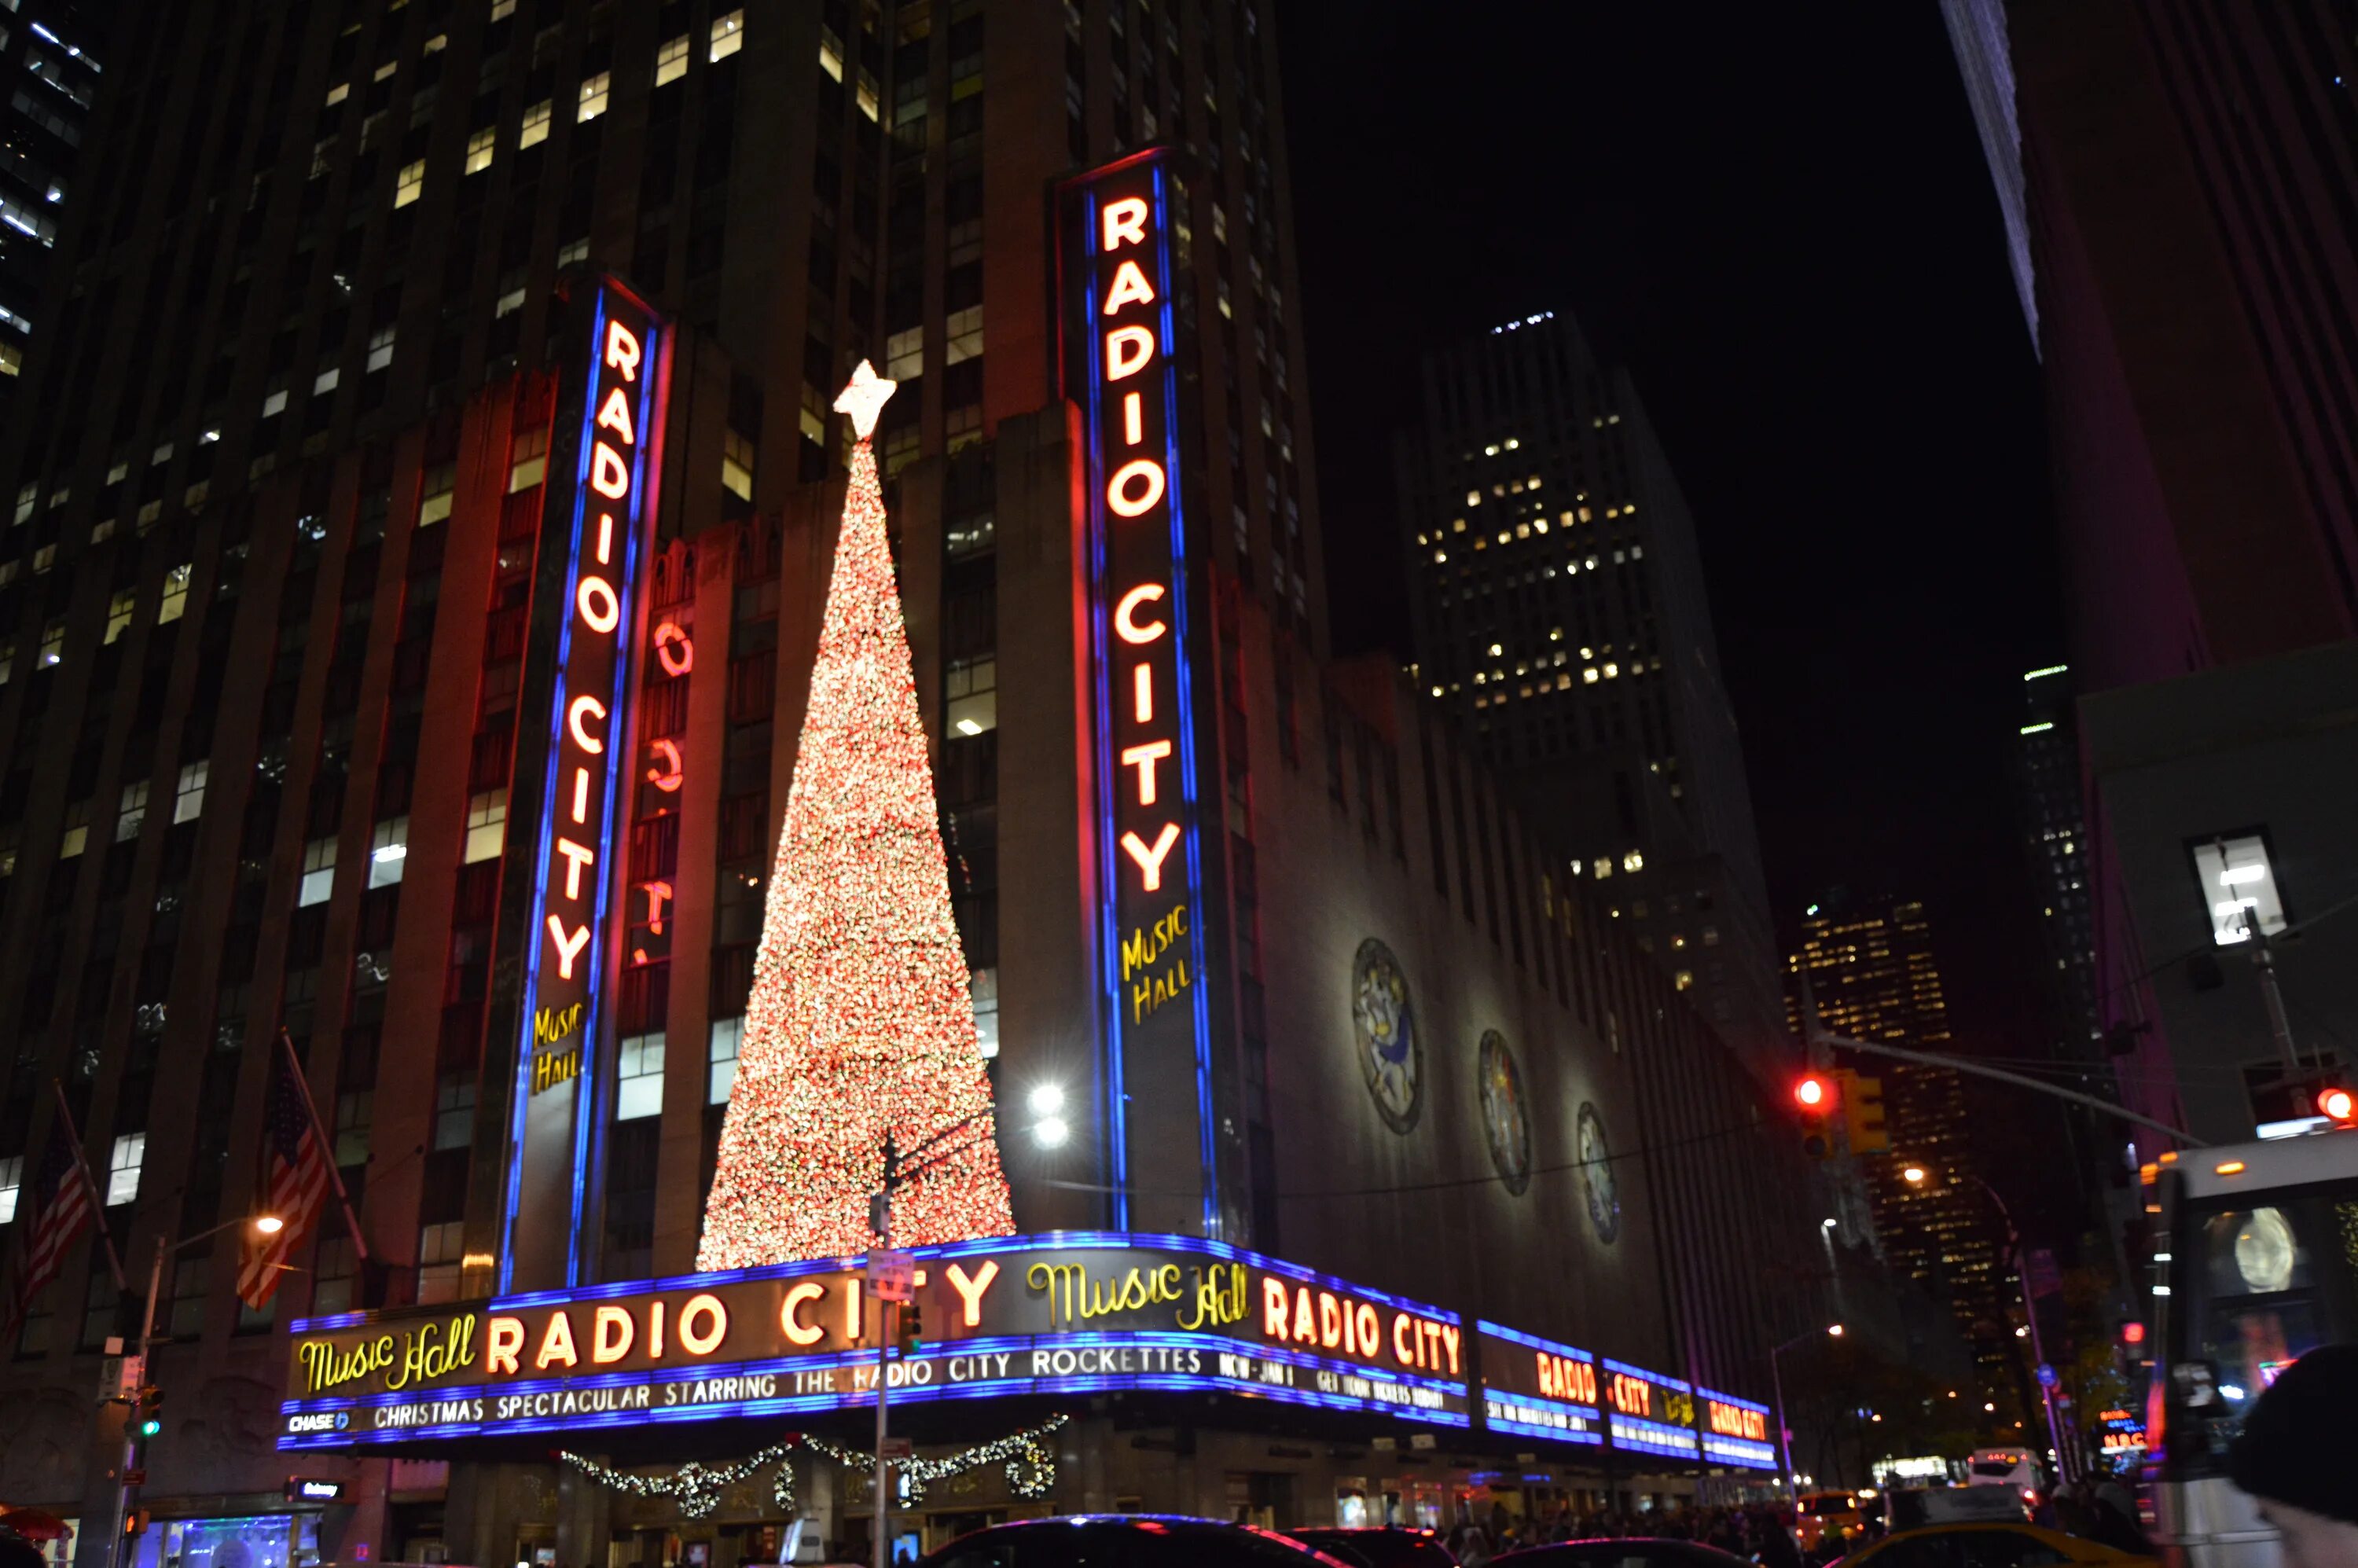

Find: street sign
<box><xmin>2036</xmin><ymin>1363</ymin><xmax>2059</xmax><ymax>1389</ymax></box>
<box><xmin>879</xmin><ymin>1437</ymin><xmax>914</xmax><ymax>1461</ymax></box>
<box><xmin>124</xmin><ymin>1469</ymin><xmax>147</xmax><ymax>1487</ymax></box>
<box><xmin>865</xmin><ymin>1249</ymin><xmax>915</xmax><ymax>1303</ymax></box>
<box><xmin>1410</xmin><ymin>1434</ymin><xmax>1437</xmax><ymax>1451</ymax></box>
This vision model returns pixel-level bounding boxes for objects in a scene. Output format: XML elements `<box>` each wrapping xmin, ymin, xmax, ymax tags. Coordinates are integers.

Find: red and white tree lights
<box><xmin>696</xmin><ymin>363</ymin><xmax>1015</xmax><ymax>1269</ymax></box>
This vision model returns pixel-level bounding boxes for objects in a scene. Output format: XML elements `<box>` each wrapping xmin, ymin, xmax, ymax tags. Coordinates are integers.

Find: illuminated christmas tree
<box><xmin>697</xmin><ymin>362</ymin><xmax>1016</xmax><ymax>1269</ymax></box>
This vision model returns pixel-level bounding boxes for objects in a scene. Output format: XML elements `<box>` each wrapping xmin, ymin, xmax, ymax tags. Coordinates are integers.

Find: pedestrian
<box><xmin>2228</xmin><ymin>1343</ymin><xmax>2358</xmax><ymax>1568</ymax></box>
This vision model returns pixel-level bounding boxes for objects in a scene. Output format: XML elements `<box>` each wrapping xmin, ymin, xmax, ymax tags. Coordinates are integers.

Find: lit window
<box><xmin>39</xmin><ymin>619</ymin><xmax>63</xmax><ymax>666</ymax></box>
<box><xmin>656</xmin><ymin>35</ymin><xmax>690</xmax><ymax>85</ymax></box>
<box><xmin>1675</xmin><ymin>970</ymin><xmax>1693</xmax><ymax>991</ymax></box>
<box><xmin>556</xmin><ymin>237</ymin><xmax>590</xmax><ymax>267</ymax></box>
<box><xmin>262</xmin><ymin>387</ymin><xmax>288</xmax><ymax>418</ymax></box>
<box><xmin>711</xmin><ymin>9</ymin><xmax>745</xmax><ymax>61</ymax></box>
<box><xmin>104</xmin><ymin>587</ymin><xmax>135</xmax><ymax>644</ymax></box>
<box><xmin>367</xmin><ymin>325</ymin><xmax>395</xmax><ymax>373</ymax></box>
<box><xmin>314</xmin><ymin>365</ymin><xmax>340</xmax><ymax>396</ymax></box>
<box><xmin>971</xmin><ymin>968</ymin><xmax>999</xmax><ymax>1058</ymax></box>
<box><xmin>116</xmin><ymin>781</ymin><xmax>148</xmax><ymax>844</ymax></box>
<box><xmin>465</xmin><ymin>125</ymin><xmax>495</xmax><ymax>174</ymax></box>
<box><xmin>0</xmin><ymin>343</ymin><xmax>18</xmax><ymax>378</ymax></box>
<box><xmin>370</xmin><ymin>817</ymin><xmax>410</xmax><ymax>887</ymax></box>
<box><xmin>819</xmin><ymin>28</ymin><xmax>843</xmax><ymax>80</ymax></box>
<box><xmin>722</xmin><ymin>430</ymin><xmax>755</xmax><ymax>501</ymax></box>
<box><xmin>494</xmin><ymin>285</ymin><xmax>527</xmax><ymax>318</ymax></box>
<box><xmin>1592</xmin><ymin>858</ymin><xmax>1612</xmax><ymax>879</ymax></box>
<box><xmin>417</xmin><ymin>1220</ymin><xmax>465</xmax><ymax>1305</ymax></box>
<box><xmin>946</xmin><ymin>305</ymin><xmax>984</xmax><ymax>365</ymax></box>
<box><xmin>105</xmin><ymin>1133</ymin><xmax>145</xmax><ymax>1206</ymax></box>
<box><xmin>577</xmin><ymin>71</ymin><xmax>610</xmax><ymax>121</ymax></box>
<box><xmin>946</xmin><ymin>656</ymin><xmax>997</xmax><ymax>736</ymax></box>
<box><xmin>299</xmin><ymin>836</ymin><xmax>337</xmax><ymax>906</ymax></box>
<box><xmin>509</xmin><ymin>427</ymin><xmax>549</xmax><ymax>492</ymax></box>
<box><xmin>1623</xmin><ymin>850</ymin><xmax>1644</xmax><ymax>872</ymax></box>
<box><xmin>174</xmin><ymin>759</ymin><xmax>208</xmax><ymax>824</ymax></box>
<box><xmin>885</xmin><ymin>325</ymin><xmax>923</xmax><ymax>380</ymax></box>
<box><xmin>708</xmin><ymin>1017</ymin><xmax>744</xmax><ymax>1103</ymax></box>
<box><xmin>490</xmin><ymin>0</ymin><xmax>516</xmax><ymax>17</ymax></box>
<box><xmin>59</xmin><ymin>800</ymin><xmax>88</xmax><ymax>859</ymax></box>
<box><xmin>394</xmin><ymin>159</ymin><xmax>424</xmax><ymax>207</ymax></box>
<box><xmin>418</xmin><ymin>462</ymin><xmax>457</xmax><ymax>526</ymax></box>
<box><xmin>615</xmin><ymin>1033</ymin><xmax>666</xmax><ymax>1120</ymax></box>
<box><xmin>433</xmin><ymin>1078</ymin><xmax>474</xmax><ymax>1151</ymax></box>
<box><xmin>325</xmin><ymin>82</ymin><xmax>350</xmax><ymax>106</ymax></box>
<box><xmin>519</xmin><ymin>99</ymin><xmax>552</xmax><ymax>149</ymax></box>
<box><xmin>157</xmin><ymin>562</ymin><xmax>192</xmax><ymax>623</ymax></box>
<box><xmin>464</xmin><ymin>791</ymin><xmax>506</xmax><ymax>863</ymax></box>
<box><xmin>0</xmin><ymin>1155</ymin><xmax>20</xmax><ymax>1223</ymax></box>
<box><xmin>2192</xmin><ymin>834</ymin><xmax>2287</xmax><ymax>946</ymax></box>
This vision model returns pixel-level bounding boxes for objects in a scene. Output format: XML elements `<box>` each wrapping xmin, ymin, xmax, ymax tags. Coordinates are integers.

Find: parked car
<box><xmin>915</xmin><ymin>1515</ymin><xmax>1358</xmax><ymax>1568</ymax></box>
<box><xmin>1836</xmin><ymin>1522</ymin><xmax>2155</xmax><ymax>1568</ymax></box>
<box><xmin>1289</xmin><ymin>1528</ymin><xmax>1462</xmax><ymax>1568</ymax></box>
<box><xmin>1491</xmin><ymin>1540</ymin><xmax>1753</xmax><ymax>1568</ymax></box>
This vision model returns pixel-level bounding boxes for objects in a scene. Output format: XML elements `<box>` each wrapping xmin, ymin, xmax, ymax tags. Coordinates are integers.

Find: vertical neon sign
<box><xmin>500</xmin><ymin>278</ymin><xmax>671</xmax><ymax>1291</ymax></box>
<box><xmin>1060</xmin><ymin>151</ymin><xmax>1219</xmax><ymax>1236</ymax></box>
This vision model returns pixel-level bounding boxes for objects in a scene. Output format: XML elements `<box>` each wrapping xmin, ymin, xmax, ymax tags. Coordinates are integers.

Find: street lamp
<box><xmin>111</xmin><ymin>1214</ymin><xmax>281</xmax><ymax>1568</ymax></box>
<box><xmin>1769</xmin><ymin>1323</ymin><xmax>1843</xmax><ymax>1505</ymax></box>
<box><xmin>1902</xmin><ymin>1164</ymin><xmax>2073</xmax><ymax>1482</ymax></box>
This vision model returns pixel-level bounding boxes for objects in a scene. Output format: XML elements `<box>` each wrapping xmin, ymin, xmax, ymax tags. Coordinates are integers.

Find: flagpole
<box><xmin>50</xmin><ymin>1079</ymin><xmax>127</xmax><ymax>1292</ymax></box>
<box><xmin>278</xmin><ymin>1030</ymin><xmax>369</xmax><ymax>1263</ymax></box>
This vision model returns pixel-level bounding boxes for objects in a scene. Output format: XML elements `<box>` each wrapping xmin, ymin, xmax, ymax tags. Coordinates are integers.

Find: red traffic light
<box><xmin>1793</xmin><ymin>1074</ymin><xmax>1831</xmax><ymax>1109</ymax></box>
<box><xmin>2321</xmin><ymin>1085</ymin><xmax>2356</xmax><ymax>1125</ymax></box>
<box><xmin>2121</xmin><ymin>1320</ymin><xmax>2147</xmax><ymax>1346</ymax></box>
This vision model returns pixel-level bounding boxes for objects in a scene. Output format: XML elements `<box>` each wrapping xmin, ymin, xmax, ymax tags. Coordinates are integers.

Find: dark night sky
<box><xmin>1279</xmin><ymin>2</ymin><xmax>2067</xmax><ymax>1135</ymax></box>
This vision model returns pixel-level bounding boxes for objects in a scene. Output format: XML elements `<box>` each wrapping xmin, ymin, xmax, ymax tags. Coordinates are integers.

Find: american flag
<box><xmin>2</xmin><ymin>1132</ymin><xmax>96</xmax><ymax>1345</ymax></box>
<box><xmin>236</xmin><ymin>1050</ymin><xmax>332</xmax><ymax>1309</ymax></box>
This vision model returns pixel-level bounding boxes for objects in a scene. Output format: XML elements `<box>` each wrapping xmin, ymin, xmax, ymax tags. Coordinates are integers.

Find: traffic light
<box><xmin>135</xmin><ymin>1384</ymin><xmax>162</xmax><ymax>1438</ymax></box>
<box><xmin>2321</xmin><ymin>1085</ymin><xmax>2356</xmax><ymax>1126</ymax></box>
<box><xmin>1839</xmin><ymin>1070</ymin><xmax>1889</xmax><ymax>1155</ymax></box>
<box><xmin>123</xmin><ymin>1510</ymin><xmax>149</xmax><ymax>1538</ymax></box>
<box><xmin>897</xmin><ymin>1302</ymin><xmax>924</xmax><ymax>1357</ymax></box>
<box><xmin>1793</xmin><ymin>1074</ymin><xmax>1835</xmax><ymax>1160</ymax></box>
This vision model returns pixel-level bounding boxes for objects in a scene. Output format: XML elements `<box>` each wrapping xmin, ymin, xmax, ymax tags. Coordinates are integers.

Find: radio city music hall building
<box><xmin>0</xmin><ymin>4</ymin><xmax>1814</xmax><ymax>1563</ymax></box>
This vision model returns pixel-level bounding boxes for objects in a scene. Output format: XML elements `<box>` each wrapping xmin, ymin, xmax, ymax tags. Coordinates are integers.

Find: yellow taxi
<box><xmin>1840</xmin><ymin>1523</ymin><xmax>2157</xmax><ymax>1568</ymax></box>
<box><xmin>1794</xmin><ymin>1492</ymin><xmax>1865</xmax><ymax>1551</ymax></box>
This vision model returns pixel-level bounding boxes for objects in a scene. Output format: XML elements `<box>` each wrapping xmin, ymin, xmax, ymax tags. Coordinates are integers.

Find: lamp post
<box><xmin>866</xmin><ymin>1089</ymin><xmax>1069</xmax><ymax>1568</ymax></box>
<box><xmin>109</xmin><ymin>1214</ymin><xmax>283</xmax><ymax>1568</ymax></box>
<box><xmin>1903</xmin><ymin>1165</ymin><xmax>2072</xmax><ymax>1486</ymax></box>
<box><xmin>1770</xmin><ymin>1323</ymin><xmax>1842</xmax><ymax>1507</ymax></box>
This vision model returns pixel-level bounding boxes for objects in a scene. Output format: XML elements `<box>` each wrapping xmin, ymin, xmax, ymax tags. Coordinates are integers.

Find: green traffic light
<box><xmin>139</xmin><ymin>1419</ymin><xmax>160</xmax><ymax>1437</ymax></box>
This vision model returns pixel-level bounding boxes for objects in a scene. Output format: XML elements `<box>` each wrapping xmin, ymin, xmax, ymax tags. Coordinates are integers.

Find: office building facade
<box><xmin>0</xmin><ymin>2</ymin><xmax>1809</xmax><ymax>1562</ymax></box>
<box><xmin>1787</xmin><ymin>898</ymin><xmax>2017</xmax><ymax>1410</ymax></box>
<box><xmin>1394</xmin><ymin>311</ymin><xmax>1785</xmax><ymax>1079</ymax></box>
<box><xmin>0</xmin><ymin>0</ymin><xmax>105</xmax><ymax>410</ymax></box>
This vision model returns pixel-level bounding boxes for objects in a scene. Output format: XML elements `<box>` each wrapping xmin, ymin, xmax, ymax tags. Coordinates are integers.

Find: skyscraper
<box><xmin>1395</xmin><ymin>310</ymin><xmax>1786</xmax><ymax>1073</ymax></box>
<box><xmin>1948</xmin><ymin>0</ymin><xmax>2358</xmax><ymax>694</ymax></box>
<box><xmin>2013</xmin><ymin>664</ymin><xmax>2095</xmax><ymax>1054</ymax></box>
<box><xmin>0</xmin><ymin>0</ymin><xmax>105</xmax><ymax>414</ymax></box>
<box><xmin>1789</xmin><ymin>896</ymin><xmax>2016</xmax><ymax>1408</ymax></box>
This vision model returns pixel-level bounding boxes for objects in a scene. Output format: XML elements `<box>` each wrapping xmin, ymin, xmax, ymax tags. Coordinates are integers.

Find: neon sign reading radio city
<box><xmin>1068</xmin><ymin>149</ymin><xmax>1218</xmax><ymax>1234</ymax></box>
<box><xmin>501</xmin><ymin>279</ymin><xmax>670</xmax><ymax>1291</ymax></box>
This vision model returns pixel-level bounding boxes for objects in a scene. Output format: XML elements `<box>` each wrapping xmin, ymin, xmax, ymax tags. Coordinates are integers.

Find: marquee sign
<box><xmin>1475</xmin><ymin>1320</ymin><xmax>1603</xmax><ymax>1448</ymax></box>
<box><xmin>276</xmin><ymin>1233</ymin><xmax>1467</xmax><ymax>1447</ymax></box>
<box><xmin>1698</xmin><ymin>1387</ymin><xmax>1777</xmax><ymax>1470</ymax></box>
<box><xmin>500</xmin><ymin>278</ymin><xmax>673</xmax><ymax>1290</ymax></box>
<box><xmin>1601</xmin><ymin>1357</ymin><xmax>1701</xmax><ymax>1460</ymax></box>
<box><xmin>1057</xmin><ymin>149</ymin><xmax>1218</xmax><ymax>1236</ymax></box>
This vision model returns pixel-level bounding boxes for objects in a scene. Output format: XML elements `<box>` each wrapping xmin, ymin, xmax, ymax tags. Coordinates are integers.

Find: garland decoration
<box><xmin>558</xmin><ymin>1442</ymin><xmax>799</xmax><ymax>1520</ymax></box>
<box><xmin>803</xmin><ymin>1414</ymin><xmax>1069</xmax><ymax>1507</ymax></box>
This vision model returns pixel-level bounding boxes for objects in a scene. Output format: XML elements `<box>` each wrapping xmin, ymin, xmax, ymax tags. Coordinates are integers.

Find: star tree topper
<box><xmin>833</xmin><ymin>359</ymin><xmax>898</xmax><ymax>439</ymax></box>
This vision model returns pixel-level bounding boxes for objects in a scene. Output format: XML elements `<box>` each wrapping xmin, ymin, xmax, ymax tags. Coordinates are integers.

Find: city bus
<box><xmin>2145</xmin><ymin>1129</ymin><xmax>2358</xmax><ymax>1568</ymax></box>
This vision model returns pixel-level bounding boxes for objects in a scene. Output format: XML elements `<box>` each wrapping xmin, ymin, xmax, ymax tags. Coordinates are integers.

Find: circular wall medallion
<box><xmin>1577</xmin><ymin>1101</ymin><xmax>1621</xmax><ymax>1244</ymax></box>
<box><xmin>1478</xmin><ymin>1030</ymin><xmax>1532</xmax><ymax>1195</ymax></box>
<box><xmin>1350</xmin><ymin>938</ymin><xmax>1423</xmax><ymax>1133</ymax></box>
